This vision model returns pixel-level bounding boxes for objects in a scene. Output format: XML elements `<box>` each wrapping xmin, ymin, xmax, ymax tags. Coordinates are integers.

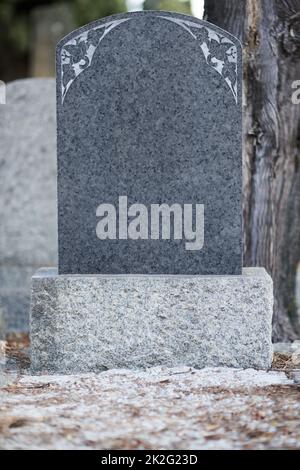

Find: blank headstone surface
<box><xmin>57</xmin><ymin>11</ymin><xmax>242</xmax><ymax>275</ymax></box>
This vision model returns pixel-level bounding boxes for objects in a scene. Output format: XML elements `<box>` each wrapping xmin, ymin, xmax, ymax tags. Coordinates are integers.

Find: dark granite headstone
<box><xmin>57</xmin><ymin>11</ymin><xmax>242</xmax><ymax>275</ymax></box>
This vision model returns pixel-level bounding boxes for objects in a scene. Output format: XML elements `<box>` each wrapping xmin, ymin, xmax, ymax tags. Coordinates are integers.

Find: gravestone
<box><xmin>57</xmin><ymin>11</ymin><xmax>242</xmax><ymax>275</ymax></box>
<box><xmin>0</xmin><ymin>303</ymin><xmax>5</xmax><ymax>340</ymax></box>
<box><xmin>0</xmin><ymin>80</ymin><xmax>5</xmax><ymax>104</ymax></box>
<box><xmin>30</xmin><ymin>12</ymin><xmax>273</xmax><ymax>373</ymax></box>
<box><xmin>0</xmin><ymin>79</ymin><xmax>57</xmax><ymax>331</ymax></box>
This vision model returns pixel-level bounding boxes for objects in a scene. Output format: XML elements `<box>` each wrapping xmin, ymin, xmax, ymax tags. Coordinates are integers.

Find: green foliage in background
<box><xmin>0</xmin><ymin>0</ymin><xmax>127</xmax><ymax>80</ymax></box>
<box><xmin>144</xmin><ymin>0</ymin><xmax>191</xmax><ymax>14</ymax></box>
<box><xmin>0</xmin><ymin>0</ymin><xmax>192</xmax><ymax>80</ymax></box>
<box><xmin>0</xmin><ymin>0</ymin><xmax>29</xmax><ymax>54</ymax></box>
<box><xmin>0</xmin><ymin>0</ymin><xmax>191</xmax><ymax>55</ymax></box>
<box><xmin>0</xmin><ymin>0</ymin><xmax>127</xmax><ymax>55</ymax></box>
<box><xmin>72</xmin><ymin>0</ymin><xmax>127</xmax><ymax>28</ymax></box>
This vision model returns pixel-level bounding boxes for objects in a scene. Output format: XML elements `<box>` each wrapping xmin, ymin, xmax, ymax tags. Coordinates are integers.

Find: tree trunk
<box><xmin>204</xmin><ymin>0</ymin><xmax>300</xmax><ymax>340</ymax></box>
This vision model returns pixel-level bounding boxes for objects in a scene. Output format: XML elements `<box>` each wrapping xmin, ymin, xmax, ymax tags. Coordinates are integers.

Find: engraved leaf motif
<box><xmin>193</xmin><ymin>27</ymin><xmax>209</xmax><ymax>44</ymax></box>
<box><xmin>60</xmin><ymin>16</ymin><xmax>239</xmax><ymax>105</ymax></box>
<box><xmin>61</xmin><ymin>18</ymin><xmax>131</xmax><ymax>103</ymax></box>
<box><xmin>222</xmin><ymin>61</ymin><xmax>237</xmax><ymax>87</ymax></box>
<box><xmin>158</xmin><ymin>16</ymin><xmax>239</xmax><ymax>103</ymax></box>
<box><xmin>207</xmin><ymin>39</ymin><xmax>232</xmax><ymax>63</ymax></box>
<box><xmin>64</xmin><ymin>41</ymin><xmax>87</xmax><ymax>64</ymax></box>
<box><xmin>87</xmin><ymin>28</ymin><xmax>105</xmax><ymax>47</ymax></box>
<box><xmin>62</xmin><ymin>63</ymin><xmax>75</xmax><ymax>88</ymax></box>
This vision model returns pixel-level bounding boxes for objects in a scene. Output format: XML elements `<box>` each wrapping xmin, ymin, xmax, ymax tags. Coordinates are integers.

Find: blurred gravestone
<box><xmin>0</xmin><ymin>304</ymin><xmax>5</xmax><ymax>339</ymax></box>
<box><xmin>30</xmin><ymin>4</ymin><xmax>74</xmax><ymax>77</ymax></box>
<box><xmin>0</xmin><ymin>79</ymin><xmax>57</xmax><ymax>331</ymax></box>
<box><xmin>0</xmin><ymin>81</ymin><xmax>5</xmax><ymax>105</ymax></box>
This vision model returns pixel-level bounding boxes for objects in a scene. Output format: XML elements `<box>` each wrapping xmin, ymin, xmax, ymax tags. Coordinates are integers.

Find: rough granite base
<box><xmin>30</xmin><ymin>268</ymin><xmax>273</xmax><ymax>373</ymax></box>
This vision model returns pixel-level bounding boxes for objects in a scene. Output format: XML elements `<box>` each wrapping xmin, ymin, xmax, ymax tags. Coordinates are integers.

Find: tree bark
<box><xmin>204</xmin><ymin>0</ymin><xmax>300</xmax><ymax>340</ymax></box>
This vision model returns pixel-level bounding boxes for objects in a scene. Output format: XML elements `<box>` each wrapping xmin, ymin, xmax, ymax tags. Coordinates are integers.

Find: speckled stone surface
<box><xmin>30</xmin><ymin>268</ymin><xmax>273</xmax><ymax>373</ymax></box>
<box><xmin>57</xmin><ymin>11</ymin><xmax>242</xmax><ymax>275</ymax></box>
<box><xmin>0</xmin><ymin>302</ymin><xmax>5</xmax><ymax>339</ymax></box>
<box><xmin>0</xmin><ymin>79</ymin><xmax>57</xmax><ymax>331</ymax></box>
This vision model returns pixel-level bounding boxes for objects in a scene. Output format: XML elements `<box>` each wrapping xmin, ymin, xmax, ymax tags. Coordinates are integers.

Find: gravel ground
<box><xmin>0</xmin><ymin>335</ymin><xmax>299</xmax><ymax>450</ymax></box>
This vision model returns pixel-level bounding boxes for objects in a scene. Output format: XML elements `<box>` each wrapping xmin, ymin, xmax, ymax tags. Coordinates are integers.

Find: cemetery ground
<box><xmin>0</xmin><ymin>334</ymin><xmax>299</xmax><ymax>450</ymax></box>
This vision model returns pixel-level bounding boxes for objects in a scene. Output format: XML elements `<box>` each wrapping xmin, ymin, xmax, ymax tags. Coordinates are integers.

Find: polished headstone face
<box><xmin>57</xmin><ymin>11</ymin><xmax>242</xmax><ymax>275</ymax></box>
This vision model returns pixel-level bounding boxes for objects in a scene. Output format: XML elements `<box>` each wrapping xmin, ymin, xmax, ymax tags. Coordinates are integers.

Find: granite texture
<box><xmin>0</xmin><ymin>302</ymin><xmax>5</xmax><ymax>339</ymax></box>
<box><xmin>0</xmin><ymin>79</ymin><xmax>58</xmax><ymax>331</ymax></box>
<box><xmin>30</xmin><ymin>268</ymin><xmax>273</xmax><ymax>373</ymax></box>
<box><xmin>57</xmin><ymin>11</ymin><xmax>242</xmax><ymax>275</ymax></box>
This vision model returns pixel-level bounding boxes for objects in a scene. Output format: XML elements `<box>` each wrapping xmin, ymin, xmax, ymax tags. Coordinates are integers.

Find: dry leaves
<box><xmin>0</xmin><ymin>337</ymin><xmax>299</xmax><ymax>450</ymax></box>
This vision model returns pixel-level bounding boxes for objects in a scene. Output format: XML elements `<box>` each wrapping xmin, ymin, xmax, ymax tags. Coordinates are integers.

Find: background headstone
<box><xmin>0</xmin><ymin>303</ymin><xmax>5</xmax><ymax>339</ymax></box>
<box><xmin>0</xmin><ymin>78</ymin><xmax>57</xmax><ymax>332</ymax></box>
<box><xmin>57</xmin><ymin>11</ymin><xmax>242</xmax><ymax>275</ymax></box>
<box><xmin>0</xmin><ymin>80</ymin><xmax>5</xmax><ymax>105</ymax></box>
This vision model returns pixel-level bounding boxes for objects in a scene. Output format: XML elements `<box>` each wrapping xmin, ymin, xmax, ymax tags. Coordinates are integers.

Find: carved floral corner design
<box><xmin>60</xmin><ymin>16</ymin><xmax>239</xmax><ymax>105</ymax></box>
<box><xmin>60</xmin><ymin>18</ymin><xmax>131</xmax><ymax>103</ymax></box>
<box><xmin>160</xmin><ymin>16</ymin><xmax>239</xmax><ymax>104</ymax></box>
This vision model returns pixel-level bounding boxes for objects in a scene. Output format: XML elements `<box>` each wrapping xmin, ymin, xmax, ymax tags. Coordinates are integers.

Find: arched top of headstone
<box><xmin>57</xmin><ymin>11</ymin><xmax>242</xmax><ymax>105</ymax></box>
